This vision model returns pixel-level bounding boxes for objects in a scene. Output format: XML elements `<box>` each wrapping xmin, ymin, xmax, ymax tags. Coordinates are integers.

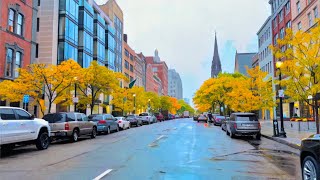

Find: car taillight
<box><xmin>234</xmin><ymin>123</ymin><xmax>237</xmax><ymax>129</ymax></box>
<box><xmin>118</xmin><ymin>120</ymin><xmax>122</xmax><ymax>123</ymax></box>
<box><xmin>99</xmin><ymin>120</ymin><xmax>106</xmax><ymax>124</ymax></box>
<box><xmin>65</xmin><ymin>123</ymin><xmax>70</xmax><ymax>130</ymax></box>
<box><xmin>217</xmin><ymin>118</ymin><xmax>220</xmax><ymax>122</ymax></box>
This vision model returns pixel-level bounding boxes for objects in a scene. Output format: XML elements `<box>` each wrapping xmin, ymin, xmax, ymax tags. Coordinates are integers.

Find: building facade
<box><xmin>134</xmin><ymin>54</ymin><xmax>145</xmax><ymax>88</ymax></box>
<box><xmin>123</xmin><ymin>34</ymin><xmax>135</xmax><ymax>87</ymax></box>
<box><xmin>211</xmin><ymin>32</ymin><xmax>222</xmax><ymax>78</ymax></box>
<box><xmin>251</xmin><ymin>53</ymin><xmax>259</xmax><ymax>68</ymax></box>
<box><xmin>292</xmin><ymin>0</ymin><xmax>320</xmax><ymax>33</ymax></box>
<box><xmin>168</xmin><ymin>69</ymin><xmax>183</xmax><ymax>100</ymax></box>
<box><xmin>0</xmin><ymin>0</ymin><xmax>38</xmax><ymax>109</ymax></box>
<box><xmin>37</xmin><ymin>0</ymin><xmax>115</xmax><ymax>114</ymax></box>
<box><xmin>145</xmin><ymin>50</ymin><xmax>168</xmax><ymax>95</ymax></box>
<box><xmin>234</xmin><ymin>52</ymin><xmax>256</xmax><ymax>76</ymax></box>
<box><xmin>100</xmin><ymin>0</ymin><xmax>123</xmax><ymax>73</ymax></box>
<box><xmin>137</xmin><ymin>52</ymin><xmax>147</xmax><ymax>89</ymax></box>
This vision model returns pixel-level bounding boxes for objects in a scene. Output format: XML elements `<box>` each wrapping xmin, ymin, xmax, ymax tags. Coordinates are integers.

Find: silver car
<box><xmin>43</xmin><ymin>112</ymin><xmax>97</xmax><ymax>142</ymax></box>
<box><xmin>226</xmin><ymin>113</ymin><xmax>261</xmax><ymax>140</ymax></box>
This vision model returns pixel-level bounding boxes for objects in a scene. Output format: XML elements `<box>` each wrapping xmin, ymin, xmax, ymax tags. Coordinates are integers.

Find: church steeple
<box><xmin>211</xmin><ymin>32</ymin><xmax>222</xmax><ymax>78</ymax></box>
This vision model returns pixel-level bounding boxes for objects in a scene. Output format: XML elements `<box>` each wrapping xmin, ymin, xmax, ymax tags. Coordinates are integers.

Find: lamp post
<box><xmin>148</xmin><ymin>99</ymin><xmax>151</xmax><ymax>112</ymax></box>
<box><xmin>73</xmin><ymin>77</ymin><xmax>78</xmax><ymax>112</ymax></box>
<box><xmin>133</xmin><ymin>94</ymin><xmax>136</xmax><ymax>114</ymax></box>
<box><xmin>276</xmin><ymin>61</ymin><xmax>286</xmax><ymax>138</ymax></box>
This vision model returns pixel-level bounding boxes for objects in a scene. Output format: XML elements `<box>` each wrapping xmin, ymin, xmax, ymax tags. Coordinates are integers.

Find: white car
<box><xmin>115</xmin><ymin>117</ymin><xmax>130</xmax><ymax>130</ymax></box>
<box><xmin>139</xmin><ymin>112</ymin><xmax>156</xmax><ymax>124</ymax></box>
<box><xmin>0</xmin><ymin>107</ymin><xmax>51</xmax><ymax>151</ymax></box>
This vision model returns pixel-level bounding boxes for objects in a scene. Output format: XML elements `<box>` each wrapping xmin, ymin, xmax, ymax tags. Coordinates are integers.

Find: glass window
<box><xmin>67</xmin><ymin>113</ymin><xmax>76</xmax><ymax>121</ymax></box>
<box><xmin>298</xmin><ymin>22</ymin><xmax>302</xmax><ymax>30</ymax></box>
<box><xmin>82</xmin><ymin>114</ymin><xmax>89</xmax><ymax>121</ymax></box>
<box><xmin>66</xmin><ymin>0</ymin><xmax>78</xmax><ymax>21</ymax></box>
<box><xmin>0</xmin><ymin>108</ymin><xmax>16</xmax><ymax>120</ymax></box>
<box><xmin>97</xmin><ymin>42</ymin><xmax>105</xmax><ymax>61</ymax></box>
<box><xmin>97</xmin><ymin>24</ymin><xmax>105</xmax><ymax>42</ymax></box>
<box><xmin>107</xmin><ymin>50</ymin><xmax>115</xmax><ymax>70</ymax></box>
<box><xmin>43</xmin><ymin>113</ymin><xmax>66</xmax><ymax>123</ymax></box>
<box><xmin>308</xmin><ymin>13</ymin><xmax>313</xmax><ymax>27</ymax></box>
<box><xmin>6</xmin><ymin>48</ymin><xmax>13</xmax><ymax>77</ymax></box>
<box><xmin>14</xmin><ymin>109</ymin><xmax>32</xmax><ymax>120</ymax></box>
<box><xmin>84</xmin><ymin>31</ymin><xmax>93</xmax><ymax>54</ymax></box>
<box><xmin>17</xmin><ymin>14</ymin><xmax>23</xmax><ymax>36</ymax></box>
<box><xmin>64</xmin><ymin>42</ymin><xmax>78</xmax><ymax>61</ymax></box>
<box><xmin>130</xmin><ymin>64</ymin><xmax>134</xmax><ymax>72</ymax></box>
<box><xmin>285</xmin><ymin>1</ymin><xmax>290</xmax><ymax>15</ymax></box>
<box><xmin>65</xmin><ymin>18</ymin><xmax>78</xmax><ymax>44</ymax></box>
<box><xmin>130</xmin><ymin>54</ymin><xmax>134</xmax><ymax>61</ymax></box>
<box><xmin>286</xmin><ymin>21</ymin><xmax>291</xmax><ymax>29</ymax></box>
<box><xmin>297</xmin><ymin>1</ymin><xmax>301</xmax><ymax>14</ymax></box>
<box><xmin>84</xmin><ymin>11</ymin><xmax>93</xmax><ymax>33</ymax></box>
<box><xmin>83</xmin><ymin>53</ymin><xmax>93</xmax><ymax>68</ymax></box>
<box><xmin>76</xmin><ymin>114</ymin><xmax>82</xmax><ymax>121</ymax></box>
<box><xmin>236</xmin><ymin>115</ymin><xmax>258</xmax><ymax>121</ymax></box>
<box><xmin>8</xmin><ymin>9</ymin><xmax>15</xmax><ymax>32</ymax></box>
<box><xmin>274</xmin><ymin>33</ymin><xmax>278</xmax><ymax>45</ymax></box>
<box><xmin>314</xmin><ymin>6</ymin><xmax>318</xmax><ymax>19</ymax></box>
<box><xmin>125</xmin><ymin>60</ymin><xmax>129</xmax><ymax>69</ymax></box>
<box><xmin>279</xmin><ymin>10</ymin><xmax>283</xmax><ymax>22</ymax></box>
<box><xmin>15</xmin><ymin>51</ymin><xmax>22</xmax><ymax>78</ymax></box>
<box><xmin>125</xmin><ymin>49</ymin><xmax>129</xmax><ymax>57</ymax></box>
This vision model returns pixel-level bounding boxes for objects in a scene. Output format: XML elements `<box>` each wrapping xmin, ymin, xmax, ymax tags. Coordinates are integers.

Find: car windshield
<box><xmin>215</xmin><ymin>116</ymin><xmax>225</xmax><ymax>119</ymax></box>
<box><xmin>43</xmin><ymin>113</ymin><xmax>65</xmax><ymax>123</ymax></box>
<box><xmin>236</xmin><ymin>115</ymin><xmax>258</xmax><ymax>121</ymax></box>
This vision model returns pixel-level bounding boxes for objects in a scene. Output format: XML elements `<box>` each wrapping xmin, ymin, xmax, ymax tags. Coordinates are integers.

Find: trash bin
<box><xmin>273</xmin><ymin>119</ymin><xmax>279</xmax><ymax>137</ymax></box>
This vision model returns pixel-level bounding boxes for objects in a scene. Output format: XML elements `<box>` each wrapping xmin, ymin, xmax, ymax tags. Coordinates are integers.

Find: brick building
<box><xmin>123</xmin><ymin>34</ymin><xmax>135</xmax><ymax>87</ymax></box>
<box><xmin>145</xmin><ymin>49</ymin><xmax>168</xmax><ymax>95</ymax></box>
<box><xmin>0</xmin><ymin>0</ymin><xmax>37</xmax><ymax>107</ymax></box>
<box><xmin>291</xmin><ymin>0</ymin><xmax>319</xmax><ymax>33</ymax></box>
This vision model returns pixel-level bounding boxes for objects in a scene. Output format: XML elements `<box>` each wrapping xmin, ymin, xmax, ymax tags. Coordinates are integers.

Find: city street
<box><xmin>0</xmin><ymin>118</ymin><xmax>300</xmax><ymax>180</ymax></box>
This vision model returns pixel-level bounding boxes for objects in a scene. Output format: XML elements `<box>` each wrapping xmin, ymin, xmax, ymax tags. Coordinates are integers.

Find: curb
<box><xmin>261</xmin><ymin>134</ymin><xmax>301</xmax><ymax>150</ymax></box>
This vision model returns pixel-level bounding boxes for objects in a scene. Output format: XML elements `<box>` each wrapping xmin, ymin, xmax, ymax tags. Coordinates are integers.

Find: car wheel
<box><xmin>71</xmin><ymin>129</ymin><xmax>79</xmax><ymax>142</ymax></box>
<box><xmin>303</xmin><ymin>156</ymin><xmax>320</xmax><ymax>180</ymax></box>
<box><xmin>36</xmin><ymin>131</ymin><xmax>50</xmax><ymax>150</ymax></box>
<box><xmin>91</xmin><ymin>127</ymin><xmax>97</xmax><ymax>139</ymax></box>
<box><xmin>255</xmin><ymin>133</ymin><xmax>261</xmax><ymax>140</ymax></box>
<box><xmin>128</xmin><ymin>124</ymin><xmax>131</xmax><ymax>129</ymax></box>
<box><xmin>107</xmin><ymin>127</ymin><xmax>111</xmax><ymax>134</ymax></box>
<box><xmin>122</xmin><ymin>125</ymin><xmax>125</xmax><ymax>130</ymax></box>
<box><xmin>226</xmin><ymin>129</ymin><xmax>230</xmax><ymax>135</ymax></box>
<box><xmin>229</xmin><ymin>131</ymin><xmax>235</xmax><ymax>138</ymax></box>
<box><xmin>197</xmin><ymin>120</ymin><xmax>199</xmax><ymax>123</ymax></box>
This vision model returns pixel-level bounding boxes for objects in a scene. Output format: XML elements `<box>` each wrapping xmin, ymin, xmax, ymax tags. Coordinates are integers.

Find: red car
<box><xmin>154</xmin><ymin>113</ymin><xmax>164</xmax><ymax>122</ymax></box>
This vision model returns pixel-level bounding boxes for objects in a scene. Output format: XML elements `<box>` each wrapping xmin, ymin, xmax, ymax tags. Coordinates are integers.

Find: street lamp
<box><xmin>276</xmin><ymin>61</ymin><xmax>286</xmax><ymax>138</ymax></box>
<box><xmin>73</xmin><ymin>76</ymin><xmax>78</xmax><ymax>112</ymax></box>
<box><xmin>133</xmin><ymin>94</ymin><xmax>136</xmax><ymax>114</ymax></box>
<box><xmin>148</xmin><ymin>99</ymin><xmax>151</xmax><ymax>112</ymax></box>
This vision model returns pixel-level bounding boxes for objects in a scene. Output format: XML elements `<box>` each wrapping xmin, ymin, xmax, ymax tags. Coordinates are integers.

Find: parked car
<box><xmin>139</xmin><ymin>112</ymin><xmax>156</xmax><ymax>124</ymax></box>
<box><xmin>0</xmin><ymin>107</ymin><xmax>51</xmax><ymax>151</ymax></box>
<box><xmin>154</xmin><ymin>112</ymin><xmax>164</xmax><ymax>122</ymax></box>
<box><xmin>300</xmin><ymin>134</ymin><xmax>320</xmax><ymax>180</ymax></box>
<box><xmin>213</xmin><ymin>115</ymin><xmax>225</xmax><ymax>126</ymax></box>
<box><xmin>193</xmin><ymin>115</ymin><xmax>199</xmax><ymax>121</ymax></box>
<box><xmin>115</xmin><ymin>117</ymin><xmax>130</xmax><ymax>130</ymax></box>
<box><xmin>168</xmin><ymin>114</ymin><xmax>175</xmax><ymax>120</ymax></box>
<box><xmin>226</xmin><ymin>113</ymin><xmax>261</xmax><ymax>140</ymax></box>
<box><xmin>161</xmin><ymin>110</ymin><xmax>169</xmax><ymax>120</ymax></box>
<box><xmin>197</xmin><ymin>114</ymin><xmax>207</xmax><ymax>122</ymax></box>
<box><xmin>175</xmin><ymin>114</ymin><xmax>180</xmax><ymax>119</ymax></box>
<box><xmin>88</xmin><ymin>114</ymin><xmax>119</xmax><ymax>134</ymax></box>
<box><xmin>221</xmin><ymin>117</ymin><xmax>229</xmax><ymax>131</ymax></box>
<box><xmin>44</xmin><ymin>112</ymin><xmax>97</xmax><ymax>142</ymax></box>
<box><xmin>126</xmin><ymin>114</ymin><xmax>142</xmax><ymax>127</ymax></box>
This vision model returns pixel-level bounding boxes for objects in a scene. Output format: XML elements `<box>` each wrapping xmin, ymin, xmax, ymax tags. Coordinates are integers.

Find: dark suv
<box><xmin>300</xmin><ymin>134</ymin><xmax>320</xmax><ymax>180</ymax></box>
<box><xmin>226</xmin><ymin>113</ymin><xmax>261</xmax><ymax>140</ymax></box>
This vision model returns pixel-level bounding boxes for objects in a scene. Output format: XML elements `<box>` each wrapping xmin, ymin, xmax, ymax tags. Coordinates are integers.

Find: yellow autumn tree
<box><xmin>144</xmin><ymin>92</ymin><xmax>161</xmax><ymax>112</ymax></box>
<box><xmin>0</xmin><ymin>59</ymin><xmax>82</xmax><ymax>113</ymax></box>
<box><xmin>169</xmin><ymin>97</ymin><xmax>181</xmax><ymax>114</ymax></box>
<box><xmin>271</xmin><ymin>21</ymin><xmax>320</xmax><ymax>133</ymax></box>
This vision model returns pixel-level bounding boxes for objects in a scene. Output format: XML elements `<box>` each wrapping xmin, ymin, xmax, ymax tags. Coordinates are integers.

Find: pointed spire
<box><xmin>211</xmin><ymin>31</ymin><xmax>222</xmax><ymax>78</ymax></box>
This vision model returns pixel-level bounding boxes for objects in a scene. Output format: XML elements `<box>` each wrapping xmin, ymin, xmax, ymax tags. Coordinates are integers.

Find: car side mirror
<box><xmin>31</xmin><ymin>114</ymin><xmax>35</xmax><ymax>119</ymax></box>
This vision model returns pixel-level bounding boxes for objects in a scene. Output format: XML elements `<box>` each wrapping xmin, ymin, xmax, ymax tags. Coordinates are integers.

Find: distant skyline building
<box><xmin>168</xmin><ymin>69</ymin><xmax>183</xmax><ymax>100</ymax></box>
<box><xmin>211</xmin><ymin>32</ymin><xmax>222</xmax><ymax>78</ymax></box>
<box><xmin>234</xmin><ymin>52</ymin><xmax>256</xmax><ymax>76</ymax></box>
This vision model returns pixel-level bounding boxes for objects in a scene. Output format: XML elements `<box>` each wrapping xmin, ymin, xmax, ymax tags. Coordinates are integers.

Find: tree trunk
<box><xmin>219</xmin><ymin>103</ymin><xmax>223</xmax><ymax>115</ymax></box>
<box><xmin>48</xmin><ymin>100</ymin><xmax>52</xmax><ymax>114</ymax></box>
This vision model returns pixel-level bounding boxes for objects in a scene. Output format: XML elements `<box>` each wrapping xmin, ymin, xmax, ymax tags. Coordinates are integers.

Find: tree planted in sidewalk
<box><xmin>77</xmin><ymin>61</ymin><xmax>126</xmax><ymax>115</ymax></box>
<box><xmin>271</xmin><ymin>23</ymin><xmax>320</xmax><ymax>133</ymax></box>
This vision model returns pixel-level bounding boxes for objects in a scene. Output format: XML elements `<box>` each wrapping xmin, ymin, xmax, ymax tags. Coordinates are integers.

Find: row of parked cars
<box><xmin>0</xmin><ymin>107</ymin><xmax>177</xmax><ymax>153</ymax></box>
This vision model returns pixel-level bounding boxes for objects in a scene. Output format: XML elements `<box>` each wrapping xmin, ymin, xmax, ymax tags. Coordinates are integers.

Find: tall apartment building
<box><xmin>99</xmin><ymin>0</ymin><xmax>123</xmax><ymax>73</ymax></box>
<box><xmin>168</xmin><ymin>69</ymin><xmax>183</xmax><ymax>100</ymax></box>
<box><xmin>0</xmin><ymin>0</ymin><xmax>38</xmax><ymax>109</ymax></box>
<box><xmin>37</xmin><ymin>0</ymin><xmax>116</xmax><ymax>114</ymax></box>
<box><xmin>269</xmin><ymin>0</ymin><xmax>292</xmax><ymax>119</ymax></box>
<box><xmin>292</xmin><ymin>0</ymin><xmax>319</xmax><ymax>33</ymax></box>
<box><xmin>145</xmin><ymin>50</ymin><xmax>168</xmax><ymax>95</ymax></box>
<box><xmin>234</xmin><ymin>52</ymin><xmax>256</xmax><ymax>76</ymax></box>
<box><xmin>137</xmin><ymin>52</ymin><xmax>147</xmax><ymax>89</ymax></box>
<box><xmin>123</xmin><ymin>34</ymin><xmax>135</xmax><ymax>87</ymax></box>
<box><xmin>134</xmin><ymin>54</ymin><xmax>146</xmax><ymax>89</ymax></box>
<box><xmin>257</xmin><ymin>16</ymin><xmax>273</xmax><ymax>120</ymax></box>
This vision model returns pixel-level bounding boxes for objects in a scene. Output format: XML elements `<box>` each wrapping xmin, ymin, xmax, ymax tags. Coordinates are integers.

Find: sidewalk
<box><xmin>260</xmin><ymin>120</ymin><xmax>315</xmax><ymax>149</ymax></box>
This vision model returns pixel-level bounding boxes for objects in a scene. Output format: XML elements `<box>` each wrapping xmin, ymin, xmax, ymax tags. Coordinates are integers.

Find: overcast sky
<box><xmin>96</xmin><ymin>0</ymin><xmax>271</xmax><ymax>105</ymax></box>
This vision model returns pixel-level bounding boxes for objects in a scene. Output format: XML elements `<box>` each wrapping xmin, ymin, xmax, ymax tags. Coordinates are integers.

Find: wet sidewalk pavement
<box><xmin>260</xmin><ymin>120</ymin><xmax>315</xmax><ymax>149</ymax></box>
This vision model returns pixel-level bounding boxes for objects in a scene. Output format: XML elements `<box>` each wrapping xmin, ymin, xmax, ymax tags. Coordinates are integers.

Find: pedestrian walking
<box><xmin>207</xmin><ymin>113</ymin><xmax>213</xmax><ymax>126</ymax></box>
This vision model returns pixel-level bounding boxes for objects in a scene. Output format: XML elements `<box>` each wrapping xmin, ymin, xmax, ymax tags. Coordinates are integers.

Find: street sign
<box><xmin>23</xmin><ymin>95</ymin><xmax>30</xmax><ymax>103</ymax></box>
<box><xmin>278</xmin><ymin>90</ymin><xmax>284</xmax><ymax>98</ymax></box>
<box><xmin>73</xmin><ymin>97</ymin><xmax>79</xmax><ymax>103</ymax></box>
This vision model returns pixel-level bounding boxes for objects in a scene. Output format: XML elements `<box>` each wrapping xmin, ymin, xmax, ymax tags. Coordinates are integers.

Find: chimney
<box><xmin>124</xmin><ymin>34</ymin><xmax>128</xmax><ymax>43</ymax></box>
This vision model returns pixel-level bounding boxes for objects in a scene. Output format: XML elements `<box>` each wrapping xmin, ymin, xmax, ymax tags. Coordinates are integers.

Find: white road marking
<box><xmin>156</xmin><ymin>135</ymin><xmax>165</xmax><ymax>140</ymax></box>
<box><xmin>93</xmin><ymin>169</ymin><xmax>113</xmax><ymax>180</ymax></box>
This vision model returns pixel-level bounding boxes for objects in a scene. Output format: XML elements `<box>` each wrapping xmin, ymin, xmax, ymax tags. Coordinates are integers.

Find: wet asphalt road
<box><xmin>0</xmin><ymin>118</ymin><xmax>301</xmax><ymax>180</ymax></box>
